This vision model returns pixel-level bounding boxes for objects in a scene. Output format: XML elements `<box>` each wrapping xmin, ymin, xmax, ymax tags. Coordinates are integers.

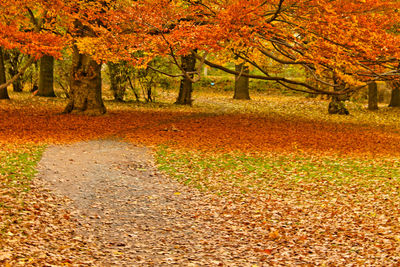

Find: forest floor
<box><xmin>1</xmin><ymin>91</ymin><xmax>400</xmax><ymax>265</ymax></box>
<box><xmin>35</xmin><ymin>139</ymin><xmax>273</xmax><ymax>266</ymax></box>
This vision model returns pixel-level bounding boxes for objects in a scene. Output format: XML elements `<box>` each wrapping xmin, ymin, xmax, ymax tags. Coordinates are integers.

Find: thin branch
<box><xmin>266</xmin><ymin>0</ymin><xmax>284</xmax><ymax>23</ymax></box>
<box><xmin>257</xmin><ymin>47</ymin><xmax>305</xmax><ymax>65</ymax></box>
<box><xmin>146</xmin><ymin>65</ymin><xmax>183</xmax><ymax>78</ymax></box>
<box><xmin>193</xmin><ymin>53</ymin><xmax>350</xmax><ymax>95</ymax></box>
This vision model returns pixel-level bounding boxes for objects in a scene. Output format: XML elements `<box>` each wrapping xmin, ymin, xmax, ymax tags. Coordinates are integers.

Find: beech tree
<box><xmin>108</xmin><ymin>62</ymin><xmax>127</xmax><ymax>102</ymax></box>
<box><xmin>0</xmin><ymin>48</ymin><xmax>8</xmax><ymax>99</ymax></box>
<box><xmin>388</xmin><ymin>81</ymin><xmax>400</xmax><ymax>107</ymax></box>
<box><xmin>368</xmin><ymin>82</ymin><xmax>379</xmax><ymax>110</ymax></box>
<box><xmin>175</xmin><ymin>53</ymin><xmax>196</xmax><ymax>105</ymax></box>
<box><xmin>1</xmin><ymin>0</ymin><xmax>400</xmax><ymax>113</ymax></box>
<box><xmin>234</xmin><ymin>63</ymin><xmax>250</xmax><ymax>100</ymax></box>
<box><xmin>0</xmin><ymin>1</ymin><xmax>65</xmax><ymax>98</ymax></box>
<box><xmin>5</xmin><ymin>50</ymin><xmax>25</xmax><ymax>92</ymax></box>
<box><xmin>117</xmin><ymin>0</ymin><xmax>400</xmax><ymax>109</ymax></box>
<box><xmin>37</xmin><ymin>55</ymin><xmax>55</xmax><ymax>97</ymax></box>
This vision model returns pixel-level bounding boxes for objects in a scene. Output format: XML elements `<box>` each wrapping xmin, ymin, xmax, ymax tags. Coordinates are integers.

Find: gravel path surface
<box><xmin>36</xmin><ymin>140</ymin><xmax>266</xmax><ymax>266</ymax></box>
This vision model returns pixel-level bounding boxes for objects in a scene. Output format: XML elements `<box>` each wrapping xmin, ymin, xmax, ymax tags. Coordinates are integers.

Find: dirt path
<box><xmin>36</xmin><ymin>140</ymin><xmax>266</xmax><ymax>266</ymax></box>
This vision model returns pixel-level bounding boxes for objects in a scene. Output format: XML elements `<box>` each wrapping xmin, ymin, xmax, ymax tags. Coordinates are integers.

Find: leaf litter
<box><xmin>1</xmin><ymin>96</ymin><xmax>400</xmax><ymax>265</ymax></box>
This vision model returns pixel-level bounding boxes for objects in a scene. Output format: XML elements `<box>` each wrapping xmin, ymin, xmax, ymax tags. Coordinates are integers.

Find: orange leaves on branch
<box><xmin>2</xmin><ymin>0</ymin><xmax>399</xmax><ymax>83</ymax></box>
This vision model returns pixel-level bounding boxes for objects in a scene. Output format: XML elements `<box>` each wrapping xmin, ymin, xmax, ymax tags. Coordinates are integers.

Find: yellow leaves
<box><xmin>75</xmin><ymin>37</ymin><xmax>100</xmax><ymax>56</ymax></box>
<box><xmin>268</xmin><ymin>229</ymin><xmax>281</xmax><ymax>240</ymax></box>
<box><xmin>0</xmin><ymin>251</ymin><xmax>12</xmax><ymax>262</ymax></box>
<box><xmin>335</xmin><ymin>71</ymin><xmax>364</xmax><ymax>87</ymax></box>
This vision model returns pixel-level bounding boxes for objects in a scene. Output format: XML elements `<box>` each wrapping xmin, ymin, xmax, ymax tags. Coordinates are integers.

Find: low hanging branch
<box><xmin>0</xmin><ymin>57</ymin><xmax>35</xmax><ymax>90</ymax></box>
<box><xmin>192</xmin><ymin>52</ymin><xmax>354</xmax><ymax>95</ymax></box>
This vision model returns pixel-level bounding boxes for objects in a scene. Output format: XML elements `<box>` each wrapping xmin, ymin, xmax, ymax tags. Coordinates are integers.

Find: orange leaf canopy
<box><xmin>0</xmin><ymin>0</ymin><xmax>399</xmax><ymax>80</ymax></box>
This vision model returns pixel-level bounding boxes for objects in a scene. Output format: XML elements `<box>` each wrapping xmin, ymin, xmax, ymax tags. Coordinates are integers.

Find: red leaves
<box><xmin>1</xmin><ymin>105</ymin><xmax>400</xmax><ymax>157</ymax></box>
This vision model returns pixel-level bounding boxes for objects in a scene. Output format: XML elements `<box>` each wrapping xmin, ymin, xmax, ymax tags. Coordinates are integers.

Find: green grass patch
<box><xmin>156</xmin><ymin>146</ymin><xmax>400</xmax><ymax>198</ymax></box>
<box><xmin>0</xmin><ymin>144</ymin><xmax>45</xmax><ymax>189</ymax></box>
<box><xmin>0</xmin><ymin>144</ymin><xmax>45</xmax><ymax>237</ymax></box>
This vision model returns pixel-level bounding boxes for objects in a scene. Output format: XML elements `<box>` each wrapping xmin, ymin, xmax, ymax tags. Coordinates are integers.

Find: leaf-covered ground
<box><xmin>1</xmin><ymin>94</ymin><xmax>400</xmax><ymax>156</ymax></box>
<box><xmin>1</xmin><ymin>92</ymin><xmax>400</xmax><ymax>265</ymax></box>
<box><xmin>156</xmin><ymin>148</ymin><xmax>400</xmax><ymax>264</ymax></box>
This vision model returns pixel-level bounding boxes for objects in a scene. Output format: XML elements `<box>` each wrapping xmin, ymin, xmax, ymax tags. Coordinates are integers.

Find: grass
<box><xmin>0</xmin><ymin>144</ymin><xmax>45</xmax><ymax>238</ymax></box>
<box><xmin>0</xmin><ymin>144</ymin><xmax>44</xmax><ymax>189</ymax></box>
<box><xmin>155</xmin><ymin>147</ymin><xmax>400</xmax><ymax>198</ymax></box>
<box><xmin>155</xmin><ymin>146</ymin><xmax>400</xmax><ymax>264</ymax></box>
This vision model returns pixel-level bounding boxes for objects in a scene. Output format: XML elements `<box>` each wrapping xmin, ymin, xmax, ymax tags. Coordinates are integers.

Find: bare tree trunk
<box><xmin>176</xmin><ymin>53</ymin><xmax>196</xmax><ymax>105</ymax></box>
<box><xmin>328</xmin><ymin>74</ymin><xmax>349</xmax><ymax>115</ymax></box>
<box><xmin>368</xmin><ymin>82</ymin><xmax>378</xmax><ymax>110</ymax></box>
<box><xmin>108</xmin><ymin>62</ymin><xmax>126</xmax><ymax>101</ymax></box>
<box><xmin>63</xmin><ymin>46</ymin><xmax>106</xmax><ymax>115</ymax></box>
<box><xmin>0</xmin><ymin>47</ymin><xmax>9</xmax><ymax>99</ymax></box>
<box><xmin>389</xmin><ymin>81</ymin><xmax>400</xmax><ymax>107</ymax></box>
<box><xmin>5</xmin><ymin>50</ymin><xmax>24</xmax><ymax>92</ymax></box>
<box><xmin>38</xmin><ymin>55</ymin><xmax>55</xmax><ymax>97</ymax></box>
<box><xmin>234</xmin><ymin>63</ymin><xmax>250</xmax><ymax>100</ymax></box>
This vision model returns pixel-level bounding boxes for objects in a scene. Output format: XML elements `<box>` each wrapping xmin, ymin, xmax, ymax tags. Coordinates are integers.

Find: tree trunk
<box><xmin>368</xmin><ymin>81</ymin><xmax>378</xmax><ymax>110</ymax></box>
<box><xmin>0</xmin><ymin>47</ymin><xmax>9</xmax><ymax>99</ymax></box>
<box><xmin>175</xmin><ymin>53</ymin><xmax>196</xmax><ymax>105</ymax></box>
<box><xmin>234</xmin><ymin>63</ymin><xmax>250</xmax><ymax>100</ymax></box>
<box><xmin>328</xmin><ymin>74</ymin><xmax>349</xmax><ymax>115</ymax></box>
<box><xmin>389</xmin><ymin>81</ymin><xmax>400</xmax><ymax>107</ymax></box>
<box><xmin>108</xmin><ymin>62</ymin><xmax>125</xmax><ymax>102</ymax></box>
<box><xmin>5</xmin><ymin>50</ymin><xmax>23</xmax><ymax>92</ymax></box>
<box><xmin>37</xmin><ymin>55</ymin><xmax>55</xmax><ymax>97</ymax></box>
<box><xmin>63</xmin><ymin>46</ymin><xmax>106</xmax><ymax>115</ymax></box>
<box><xmin>12</xmin><ymin>80</ymin><xmax>22</xmax><ymax>92</ymax></box>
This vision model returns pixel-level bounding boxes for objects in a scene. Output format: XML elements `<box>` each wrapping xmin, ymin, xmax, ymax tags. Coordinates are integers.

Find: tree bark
<box><xmin>37</xmin><ymin>55</ymin><xmax>55</xmax><ymax>97</ymax></box>
<box><xmin>108</xmin><ymin>62</ymin><xmax>126</xmax><ymax>102</ymax></box>
<box><xmin>389</xmin><ymin>81</ymin><xmax>400</xmax><ymax>107</ymax></box>
<box><xmin>175</xmin><ymin>53</ymin><xmax>196</xmax><ymax>105</ymax></box>
<box><xmin>328</xmin><ymin>74</ymin><xmax>349</xmax><ymax>115</ymax></box>
<box><xmin>63</xmin><ymin>46</ymin><xmax>106</xmax><ymax>115</ymax></box>
<box><xmin>234</xmin><ymin>63</ymin><xmax>250</xmax><ymax>100</ymax></box>
<box><xmin>0</xmin><ymin>47</ymin><xmax>9</xmax><ymax>99</ymax></box>
<box><xmin>368</xmin><ymin>81</ymin><xmax>378</xmax><ymax>110</ymax></box>
<box><xmin>5</xmin><ymin>50</ymin><xmax>23</xmax><ymax>92</ymax></box>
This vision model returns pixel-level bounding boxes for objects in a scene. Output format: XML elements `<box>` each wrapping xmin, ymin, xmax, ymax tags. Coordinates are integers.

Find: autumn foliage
<box><xmin>2</xmin><ymin>1</ymin><xmax>400</xmax><ymax>263</ymax></box>
<box><xmin>1</xmin><ymin>0</ymin><xmax>400</xmax><ymax>92</ymax></box>
<box><xmin>1</xmin><ymin>100</ymin><xmax>400</xmax><ymax>157</ymax></box>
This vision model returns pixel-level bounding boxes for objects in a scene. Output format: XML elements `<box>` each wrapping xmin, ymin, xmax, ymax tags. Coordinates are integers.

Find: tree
<box><xmin>328</xmin><ymin>74</ymin><xmax>349</xmax><ymax>115</ymax></box>
<box><xmin>176</xmin><ymin>0</ymin><xmax>400</xmax><ymax>97</ymax></box>
<box><xmin>5</xmin><ymin>50</ymin><xmax>24</xmax><ymax>92</ymax></box>
<box><xmin>234</xmin><ymin>63</ymin><xmax>250</xmax><ymax>100</ymax></box>
<box><xmin>388</xmin><ymin>81</ymin><xmax>400</xmax><ymax>107</ymax></box>
<box><xmin>63</xmin><ymin>45</ymin><xmax>106</xmax><ymax>115</ymax></box>
<box><xmin>0</xmin><ymin>47</ymin><xmax>8</xmax><ymax>99</ymax></box>
<box><xmin>37</xmin><ymin>55</ymin><xmax>55</xmax><ymax>97</ymax></box>
<box><xmin>2</xmin><ymin>0</ymin><xmax>400</xmax><ymax>114</ymax></box>
<box><xmin>176</xmin><ymin>53</ymin><xmax>196</xmax><ymax>105</ymax></box>
<box><xmin>368</xmin><ymin>82</ymin><xmax>379</xmax><ymax>110</ymax></box>
<box><xmin>108</xmin><ymin>62</ymin><xmax>126</xmax><ymax>102</ymax></box>
<box><xmin>0</xmin><ymin>1</ymin><xmax>65</xmax><ymax>96</ymax></box>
